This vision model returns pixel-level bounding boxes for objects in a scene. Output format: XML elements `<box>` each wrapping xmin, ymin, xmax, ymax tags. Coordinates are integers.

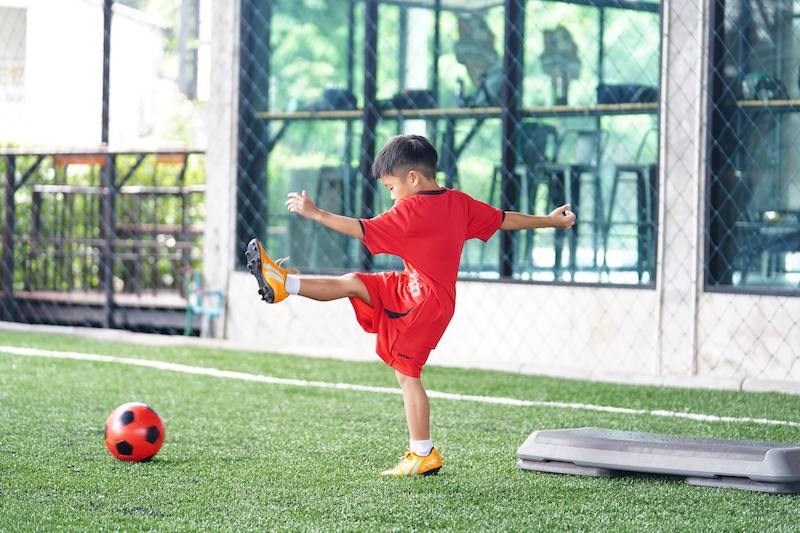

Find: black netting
<box><xmin>2</xmin><ymin>0</ymin><xmax>799</xmax><ymax>385</ymax></box>
<box><xmin>239</xmin><ymin>0</ymin><xmax>661</xmax><ymax>284</ymax></box>
<box><xmin>1</xmin><ymin>1</ymin><xmax>209</xmax><ymax>335</ymax></box>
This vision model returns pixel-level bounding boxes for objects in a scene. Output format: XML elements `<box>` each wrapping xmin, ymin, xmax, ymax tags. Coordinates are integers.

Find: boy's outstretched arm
<box><xmin>286</xmin><ymin>191</ymin><xmax>364</xmax><ymax>240</ymax></box>
<box><xmin>500</xmin><ymin>203</ymin><xmax>576</xmax><ymax>231</ymax></box>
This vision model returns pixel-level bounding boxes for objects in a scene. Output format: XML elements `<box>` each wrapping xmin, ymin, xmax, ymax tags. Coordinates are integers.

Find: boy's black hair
<box><xmin>372</xmin><ymin>135</ymin><xmax>438</xmax><ymax>180</ymax></box>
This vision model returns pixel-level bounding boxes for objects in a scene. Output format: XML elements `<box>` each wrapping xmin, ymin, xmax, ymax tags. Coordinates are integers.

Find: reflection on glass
<box><xmin>708</xmin><ymin>0</ymin><xmax>800</xmax><ymax>291</ymax></box>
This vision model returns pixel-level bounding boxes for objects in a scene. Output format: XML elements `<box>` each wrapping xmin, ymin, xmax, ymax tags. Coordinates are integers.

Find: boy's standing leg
<box><xmin>380</xmin><ymin>371</ymin><xmax>442</xmax><ymax>476</ymax></box>
<box><xmin>246</xmin><ymin>238</ymin><xmax>441</xmax><ymax>476</ymax></box>
<box><xmin>395</xmin><ymin>371</ymin><xmax>430</xmax><ymax>444</ymax></box>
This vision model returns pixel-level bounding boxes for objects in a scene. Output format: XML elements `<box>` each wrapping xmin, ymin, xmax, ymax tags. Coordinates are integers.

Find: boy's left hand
<box><xmin>549</xmin><ymin>204</ymin><xmax>576</xmax><ymax>229</ymax></box>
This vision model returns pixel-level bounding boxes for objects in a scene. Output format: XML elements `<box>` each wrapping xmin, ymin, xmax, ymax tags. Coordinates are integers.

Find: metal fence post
<box><xmin>343</xmin><ymin>0</ymin><xmax>357</xmax><ymax>268</ymax></box>
<box><xmin>179</xmin><ymin>154</ymin><xmax>190</xmax><ymax>291</ymax></box>
<box><xmin>360</xmin><ymin>0</ymin><xmax>379</xmax><ymax>271</ymax></box>
<box><xmin>236</xmin><ymin>0</ymin><xmax>270</xmax><ymax>265</ymax></box>
<box><xmin>2</xmin><ymin>155</ymin><xmax>16</xmax><ymax>321</ymax></box>
<box><xmin>500</xmin><ymin>0</ymin><xmax>524</xmax><ymax>278</ymax></box>
<box><xmin>102</xmin><ymin>0</ymin><xmax>113</xmax><ymax>144</ymax></box>
<box><xmin>101</xmin><ymin>153</ymin><xmax>116</xmax><ymax>328</ymax></box>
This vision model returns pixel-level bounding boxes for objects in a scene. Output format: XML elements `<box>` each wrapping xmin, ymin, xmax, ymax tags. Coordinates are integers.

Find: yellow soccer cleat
<box><xmin>381</xmin><ymin>448</ymin><xmax>442</xmax><ymax>477</ymax></box>
<box><xmin>244</xmin><ymin>238</ymin><xmax>296</xmax><ymax>304</ymax></box>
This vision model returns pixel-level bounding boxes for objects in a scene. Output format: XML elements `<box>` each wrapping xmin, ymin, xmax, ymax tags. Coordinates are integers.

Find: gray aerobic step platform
<box><xmin>517</xmin><ymin>427</ymin><xmax>800</xmax><ymax>494</ymax></box>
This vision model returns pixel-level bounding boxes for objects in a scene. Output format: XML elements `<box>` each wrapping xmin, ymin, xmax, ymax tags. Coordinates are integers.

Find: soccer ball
<box><xmin>104</xmin><ymin>402</ymin><xmax>165</xmax><ymax>462</ymax></box>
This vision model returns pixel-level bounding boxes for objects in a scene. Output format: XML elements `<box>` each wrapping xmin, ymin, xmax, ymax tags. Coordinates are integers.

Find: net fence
<box><xmin>1</xmin><ymin>0</ymin><xmax>799</xmax><ymax>388</ymax></box>
<box><xmin>1</xmin><ymin>0</ymin><xmax>210</xmax><ymax>334</ymax></box>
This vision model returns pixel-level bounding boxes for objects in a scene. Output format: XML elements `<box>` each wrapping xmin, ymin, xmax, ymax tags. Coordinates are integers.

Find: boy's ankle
<box><xmin>285</xmin><ymin>274</ymin><xmax>301</xmax><ymax>295</ymax></box>
<box><xmin>410</xmin><ymin>439</ymin><xmax>433</xmax><ymax>456</ymax></box>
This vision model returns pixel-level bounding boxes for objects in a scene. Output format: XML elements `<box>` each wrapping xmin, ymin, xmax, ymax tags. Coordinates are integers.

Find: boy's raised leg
<box><xmin>245</xmin><ymin>239</ymin><xmax>371</xmax><ymax>305</ymax></box>
<box><xmin>245</xmin><ymin>239</ymin><xmax>294</xmax><ymax>303</ymax></box>
<box><xmin>298</xmin><ymin>274</ymin><xmax>372</xmax><ymax>305</ymax></box>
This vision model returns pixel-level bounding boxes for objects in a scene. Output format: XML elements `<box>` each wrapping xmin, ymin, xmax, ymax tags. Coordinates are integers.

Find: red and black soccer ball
<box><xmin>104</xmin><ymin>402</ymin><xmax>165</xmax><ymax>462</ymax></box>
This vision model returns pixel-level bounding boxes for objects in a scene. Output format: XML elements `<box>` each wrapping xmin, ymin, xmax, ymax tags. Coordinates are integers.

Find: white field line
<box><xmin>2</xmin><ymin>344</ymin><xmax>800</xmax><ymax>428</ymax></box>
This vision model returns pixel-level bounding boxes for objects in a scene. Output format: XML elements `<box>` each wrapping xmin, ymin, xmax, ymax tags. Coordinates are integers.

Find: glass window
<box><xmin>238</xmin><ymin>0</ymin><xmax>662</xmax><ymax>285</ymax></box>
<box><xmin>707</xmin><ymin>0</ymin><xmax>800</xmax><ymax>292</ymax></box>
<box><xmin>517</xmin><ymin>1</ymin><xmax>661</xmax><ymax>284</ymax></box>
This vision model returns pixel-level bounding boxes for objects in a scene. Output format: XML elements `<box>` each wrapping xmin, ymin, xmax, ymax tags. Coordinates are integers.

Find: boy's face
<box><xmin>378</xmin><ymin>170</ymin><xmax>435</xmax><ymax>201</ymax></box>
<box><xmin>379</xmin><ymin>173</ymin><xmax>416</xmax><ymax>201</ymax></box>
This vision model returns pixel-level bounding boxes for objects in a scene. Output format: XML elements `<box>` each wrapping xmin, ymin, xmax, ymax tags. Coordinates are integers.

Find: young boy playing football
<box><xmin>245</xmin><ymin>135</ymin><xmax>575</xmax><ymax>477</ymax></box>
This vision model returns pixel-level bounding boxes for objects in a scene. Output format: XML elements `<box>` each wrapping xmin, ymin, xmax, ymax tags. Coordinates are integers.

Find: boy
<box><xmin>245</xmin><ymin>135</ymin><xmax>575</xmax><ymax>477</ymax></box>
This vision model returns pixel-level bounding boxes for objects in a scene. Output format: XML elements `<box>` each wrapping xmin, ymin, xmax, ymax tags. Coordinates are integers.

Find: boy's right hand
<box><xmin>286</xmin><ymin>190</ymin><xmax>321</xmax><ymax>221</ymax></box>
<box><xmin>549</xmin><ymin>204</ymin><xmax>576</xmax><ymax>229</ymax></box>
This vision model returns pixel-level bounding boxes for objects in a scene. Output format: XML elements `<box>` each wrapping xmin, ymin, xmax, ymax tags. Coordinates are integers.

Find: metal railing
<box><xmin>1</xmin><ymin>149</ymin><xmax>205</xmax><ymax>333</ymax></box>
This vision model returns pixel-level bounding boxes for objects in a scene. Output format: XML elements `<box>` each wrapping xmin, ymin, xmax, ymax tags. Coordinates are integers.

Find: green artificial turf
<box><xmin>1</xmin><ymin>329</ymin><xmax>800</xmax><ymax>531</ymax></box>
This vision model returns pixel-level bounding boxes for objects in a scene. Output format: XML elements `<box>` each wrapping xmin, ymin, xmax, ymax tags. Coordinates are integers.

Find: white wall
<box><xmin>0</xmin><ymin>5</ymin><xmax>27</xmax><ymax>136</ymax></box>
<box><xmin>107</xmin><ymin>3</ymin><xmax>166</xmax><ymax>147</ymax></box>
<box><xmin>224</xmin><ymin>269</ymin><xmax>800</xmax><ymax>393</ymax></box>
<box><xmin>697</xmin><ymin>293</ymin><xmax>800</xmax><ymax>387</ymax></box>
<box><xmin>226</xmin><ymin>270</ymin><xmax>660</xmax><ymax>381</ymax></box>
<box><xmin>0</xmin><ymin>0</ymin><xmax>164</xmax><ymax>147</ymax></box>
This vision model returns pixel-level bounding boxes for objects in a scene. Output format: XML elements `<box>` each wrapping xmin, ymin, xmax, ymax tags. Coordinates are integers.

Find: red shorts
<box><xmin>349</xmin><ymin>271</ymin><xmax>445</xmax><ymax>378</ymax></box>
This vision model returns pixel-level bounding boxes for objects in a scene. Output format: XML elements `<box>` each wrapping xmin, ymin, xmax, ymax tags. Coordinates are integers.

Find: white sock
<box><xmin>410</xmin><ymin>439</ymin><xmax>433</xmax><ymax>456</ymax></box>
<box><xmin>285</xmin><ymin>275</ymin><xmax>300</xmax><ymax>295</ymax></box>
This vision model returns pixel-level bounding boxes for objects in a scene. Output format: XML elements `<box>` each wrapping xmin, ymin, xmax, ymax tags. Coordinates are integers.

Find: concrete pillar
<box><xmin>405</xmin><ymin>9</ymin><xmax>429</xmax><ymax>90</ymax></box>
<box><xmin>203</xmin><ymin>0</ymin><xmax>241</xmax><ymax>337</ymax></box>
<box><xmin>402</xmin><ymin>8</ymin><xmax>431</xmax><ymax>136</ymax></box>
<box><xmin>655</xmin><ymin>0</ymin><xmax>710</xmax><ymax>375</ymax></box>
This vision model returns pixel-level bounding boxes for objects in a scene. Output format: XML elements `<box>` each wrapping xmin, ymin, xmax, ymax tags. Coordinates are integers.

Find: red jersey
<box><xmin>349</xmin><ymin>188</ymin><xmax>503</xmax><ymax>376</ymax></box>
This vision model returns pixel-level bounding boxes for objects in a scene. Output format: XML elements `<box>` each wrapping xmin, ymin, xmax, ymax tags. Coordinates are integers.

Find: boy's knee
<box><xmin>395</xmin><ymin>370</ymin><xmax>419</xmax><ymax>387</ymax></box>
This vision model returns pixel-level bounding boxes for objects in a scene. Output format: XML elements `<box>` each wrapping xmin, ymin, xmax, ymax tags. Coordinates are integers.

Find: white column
<box><xmin>203</xmin><ymin>0</ymin><xmax>240</xmax><ymax>337</ymax></box>
<box><xmin>402</xmin><ymin>8</ymin><xmax>431</xmax><ymax>136</ymax></box>
<box><xmin>655</xmin><ymin>0</ymin><xmax>711</xmax><ymax>375</ymax></box>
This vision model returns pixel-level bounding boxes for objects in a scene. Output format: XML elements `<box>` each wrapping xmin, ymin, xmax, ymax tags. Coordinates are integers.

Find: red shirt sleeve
<box><xmin>360</xmin><ymin>199</ymin><xmax>413</xmax><ymax>256</ymax></box>
<box><xmin>465</xmin><ymin>196</ymin><xmax>504</xmax><ymax>241</ymax></box>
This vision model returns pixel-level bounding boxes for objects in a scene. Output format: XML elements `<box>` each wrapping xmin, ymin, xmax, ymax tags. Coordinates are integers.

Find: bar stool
<box><xmin>483</xmin><ymin>125</ymin><xmax>604</xmax><ymax>279</ymax></box>
<box><xmin>602</xmin><ymin>130</ymin><xmax>658</xmax><ymax>281</ymax></box>
<box><xmin>539</xmin><ymin>129</ymin><xmax>606</xmax><ymax>279</ymax></box>
<box><xmin>482</xmin><ymin>122</ymin><xmax>558</xmax><ymax>273</ymax></box>
<box><xmin>517</xmin><ymin>122</ymin><xmax>559</xmax><ymax>272</ymax></box>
